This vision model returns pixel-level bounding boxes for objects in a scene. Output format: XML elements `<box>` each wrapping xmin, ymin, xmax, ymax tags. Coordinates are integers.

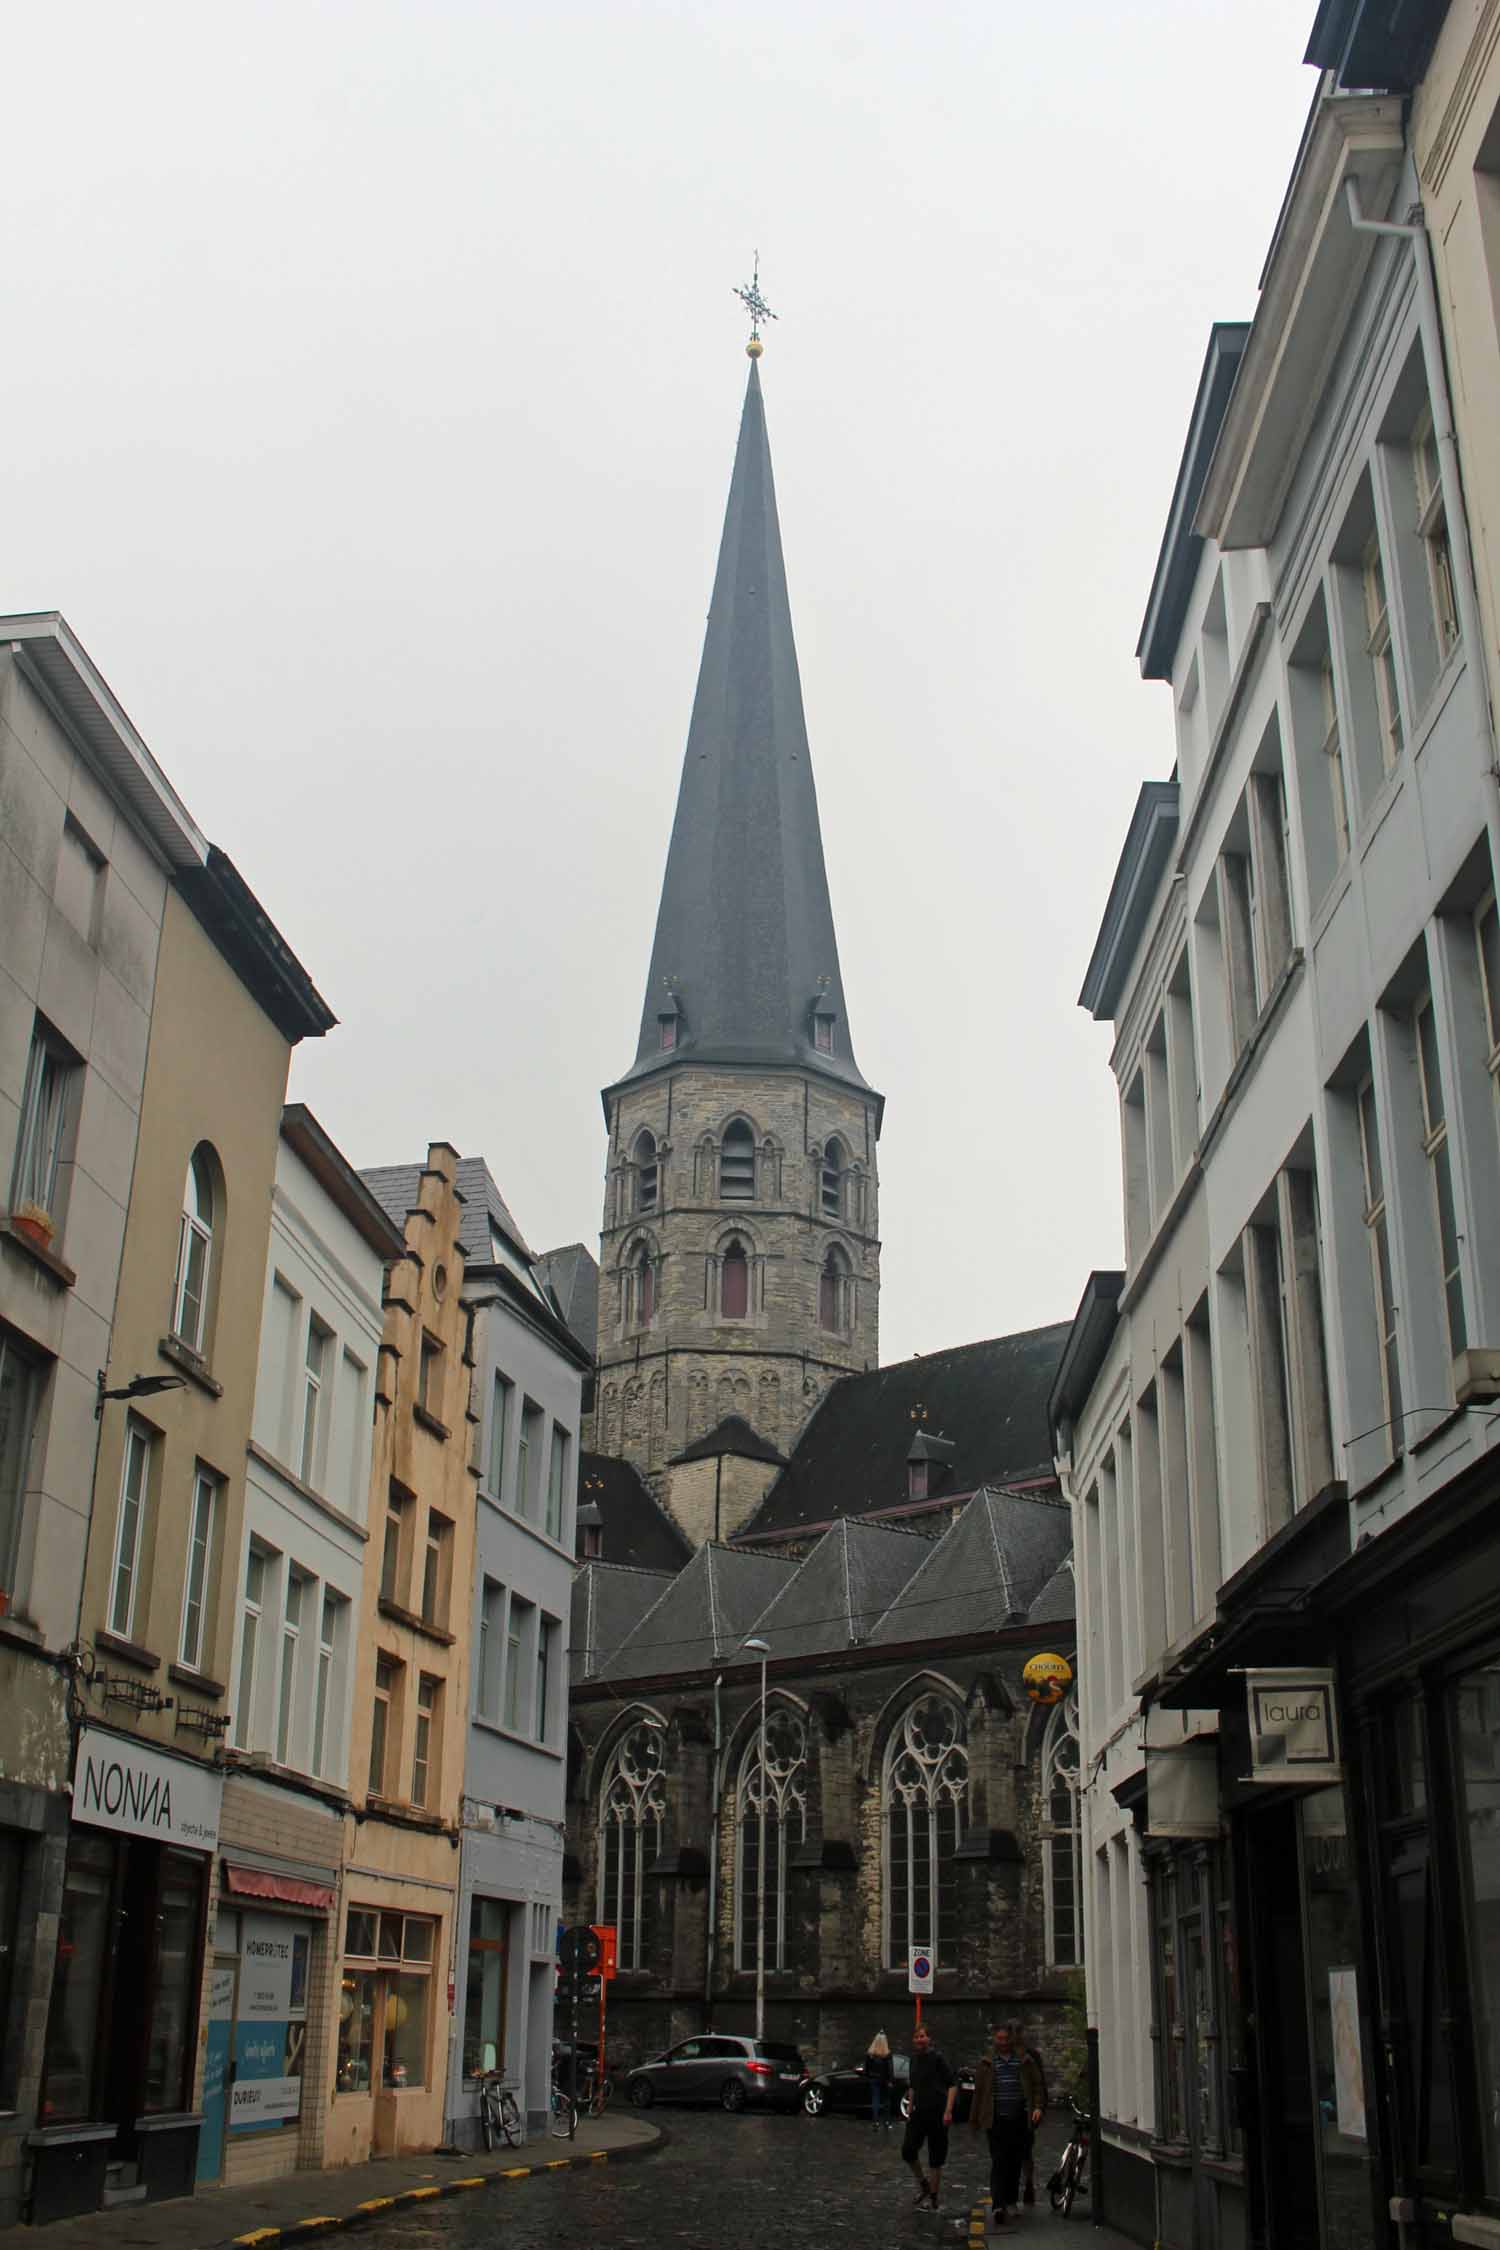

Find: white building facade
<box><xmin>439</xmin><ymin>1166</ymin><xmax>589</xmax><ymax>2145</ymax></box>
<box><xmin>1054</xmin><ymin>75</ymin><xmax>1500</xmax><ymax>2250</ymax></box>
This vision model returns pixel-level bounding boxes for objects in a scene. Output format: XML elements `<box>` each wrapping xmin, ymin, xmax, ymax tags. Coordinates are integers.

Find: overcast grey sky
<box><xmin>4</xmin><ymin>2</ymin><xmax>1318</xmax><ymax>1365</ymax></box>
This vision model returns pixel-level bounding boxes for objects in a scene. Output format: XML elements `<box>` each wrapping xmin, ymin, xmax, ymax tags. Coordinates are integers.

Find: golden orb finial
<box><xmin>746</xmin><ymin>336</ymin><xmax>764</xmax><ymax>359</ymax></box>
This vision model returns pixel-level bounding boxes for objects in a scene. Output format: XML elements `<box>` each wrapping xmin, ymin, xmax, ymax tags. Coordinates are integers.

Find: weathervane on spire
<box><xmin>733</xmin><ymin>254</ymin><xmax>776</xmax><ymax>359</ymax></box>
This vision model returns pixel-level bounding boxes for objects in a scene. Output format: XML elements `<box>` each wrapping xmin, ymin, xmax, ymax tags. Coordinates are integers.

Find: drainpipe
<box><xmin>705</xmin><ymin>1672</ymin><xmax>724</xmax><ymax>2026</ymax></box>
<box><xmin>1343</xmin><ymin>177</ymin><xmax>1498</xmax><ymax>744</ymax></box>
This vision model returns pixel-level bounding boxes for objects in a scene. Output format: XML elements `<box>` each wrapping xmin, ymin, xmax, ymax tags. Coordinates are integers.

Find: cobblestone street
<box><xmin>370</xmin><ymin>2110</ymin><xmax>1134</xmax><ymax>2250</ymax></box>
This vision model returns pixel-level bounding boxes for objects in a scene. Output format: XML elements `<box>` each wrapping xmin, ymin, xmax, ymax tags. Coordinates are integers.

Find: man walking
<box><xmin>902</xmin><ymin>2022</ymin><xmax>956</xmax><ymax>2212</ymax></box>
<box><xmin>969</xmin><ymin>2020</ymin><xmax>1044</xmax><ymax>2231</ymax></box>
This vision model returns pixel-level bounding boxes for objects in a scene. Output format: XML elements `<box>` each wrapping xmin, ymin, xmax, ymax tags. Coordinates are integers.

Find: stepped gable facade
<box><xmin>563</xmin><ymin>1327</ymin><xmax>1082</xmax><ymax>2079</ymax></box>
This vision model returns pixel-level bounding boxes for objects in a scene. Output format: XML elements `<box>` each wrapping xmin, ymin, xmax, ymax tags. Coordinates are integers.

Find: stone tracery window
<box><xmin>1041</xmin><ymin>1691</ymin><xmax>1083</xmax><ymax>1968</ymax></box>
<box><xmin>598</xmin><ymin>1719</ymin><xmax>667</xmax><ymax>1969</ymax></box>
<box><xmin>884</xmin><ymin>1691</ymin><xmax>968</xmax><ymax>1970</ymax></box>
<box><xmin>735</xmin><ymin>1704</ymin><xmax>807</xmax><ymax>1972</ymax></box>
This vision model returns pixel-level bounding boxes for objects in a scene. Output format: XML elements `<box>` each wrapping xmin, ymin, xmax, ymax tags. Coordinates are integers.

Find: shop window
<box><xmin>1041</xmin><ymin>1694</ymin><xmax>1083</xmax><ymax>1969</ymax></box>
<box><xmin>735</xmin><ymin>1704</ymin><xmax>807</xmax><ymax>1971</ymax></box>
<box><xmin>172</xmin><ymin>1145</ymin><xmax>219</xmax><ymax>1358</ymax></box>
<box><xmin>883</xmin><ymin>1691</ymin><xmax>968</xmax><ymax>1971</ymax></box>
<box><xmin>0</xmin><ymin>1330</ymin><xmax>42</xmax><ymax>1603</ymax></box>
<box><xmin>109</xmin><ymin>1419</ymin><xmax>154</xmax><ymax>1640</ymax></box>
<box><xmin>222</xmin><ymin>1911</ymin><xmax>311</xmax><ymax>2134</ymax></box>
<box><xmin>1377</xmin><ymin>1693</ymin><xmax>1458</xmax><ymax>2183</ymax></box>
<box><xmin>598</xmin><ymin>1719</ymin><xmax>668</xmax><ymax>1970</ymax></box>
<box><xmin>42</xmin><ymin>1831</ymin><xmax>115</xmax><ymax>2120</ymax></box>
<box><xmin>178</xmin><ymin>1468</ymin><xmax>219</xmax><ymax>1674</ymax></box>
<box><xmin>338</xmin><ymin>1908</ymin><xmax>435</xmax><ymax>2093</ymax></box>
<box><xmin>144</xmin><ymin>1850</ymin><xmax>206</xmax><ymax>2111</ymax></box>
<box><xmin>462</xmin><ymin>1898</ymin><xmax>508</xmax><ymax>2078</ymax></box>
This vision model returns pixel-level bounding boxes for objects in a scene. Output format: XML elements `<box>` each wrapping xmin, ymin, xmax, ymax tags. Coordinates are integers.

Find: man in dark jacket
<box><xmin>968</xmin><ymin>2022</ymin><xmax>1045</xmax><ymax>2231</ymax></box>
<box><xmin>902</xmin><ymin>2023</ymin><xmax>956</xmax><ymax>2212</ymax></box>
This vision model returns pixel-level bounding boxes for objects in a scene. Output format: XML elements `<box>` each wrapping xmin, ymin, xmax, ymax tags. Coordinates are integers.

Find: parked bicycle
<box><xmin>476</xmin><ymin>2070</ymin><xmax>522</xmax><ymax>2151</ymax></box>
<box><xmin>550</xmin><ymin>2074</ymin><xmax>576</xmax><ymax>2139</ymax></box>
<box><xmin>1048</xmin><ymin>2096</ymin><xmax>1092</xmax><ymax>2216</ymax></box>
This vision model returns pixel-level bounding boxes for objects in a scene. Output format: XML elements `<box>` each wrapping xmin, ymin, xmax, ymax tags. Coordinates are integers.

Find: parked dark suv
<box><xmin>626</xmin><ymin>2034</ymin><xmax>806</xmax><ymax>2112</ymax></box>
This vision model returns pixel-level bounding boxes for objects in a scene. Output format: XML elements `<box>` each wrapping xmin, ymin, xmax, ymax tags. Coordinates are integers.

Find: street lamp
<box><xmin>95</xmin><ymin>1370</ymin><xmax>186</xmax><ymax>1420</ymax></box>
<box><xmin>742</xmin><ymin>1636</ymin><xmax>770</xmax><ymax>2043</ymax></box>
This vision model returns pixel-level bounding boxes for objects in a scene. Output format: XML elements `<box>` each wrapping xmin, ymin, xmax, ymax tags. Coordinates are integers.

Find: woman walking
<box><xmin>867</xmin><ymin>2031</ymin><xmax>894</xmax><ymax>2131</ymax></box>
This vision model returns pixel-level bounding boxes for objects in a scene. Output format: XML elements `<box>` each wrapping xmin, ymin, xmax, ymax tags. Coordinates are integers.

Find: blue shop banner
<box><xmin>230</xmin><ymin>1912</ymin><xmax>311</xmax><ymax>2131</ymax></box>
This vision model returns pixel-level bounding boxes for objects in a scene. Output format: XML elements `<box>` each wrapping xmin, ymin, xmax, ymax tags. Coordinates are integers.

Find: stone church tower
<box><xmin>591</xmin><ymin>353</ymin><xmax>882</xmax><ymax>1530</ymax></box>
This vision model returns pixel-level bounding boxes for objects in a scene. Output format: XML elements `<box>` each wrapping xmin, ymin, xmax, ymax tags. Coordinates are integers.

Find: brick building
<box><xmin>565</xmin><ymin>340</ymin><xmax>1080</xmax><ymax>2085</ymax></box>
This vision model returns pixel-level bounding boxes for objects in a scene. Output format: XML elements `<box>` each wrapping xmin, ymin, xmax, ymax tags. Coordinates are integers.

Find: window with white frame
<box><xmin>1363</xmin><ymin>532</ymin><xmax>1403</xmax><ymax>771</ymax></box>
<box><xmin>311</xmin><ymin>1588</ymin><xmax>346</xmax><ymax>1779</ymax></box>
<box><xmin>884</xmin><ymin>1691</ymin><xmax>968</xmax><ymax>1970</ymax></box>
<box><xmin>412</xmin><ymin>1673</ymin><xmax>439</xmax><ymax>1807</ymax></box>
<box><xmin>1412</xmin><ymin>406</ymin><xmax>1460</xmax><ymax>662</ymax></box>
<box><xmin>546</xmin><ymin>1426</ymin><xmax>569</xmax><ymax>1543</ymax></box>
<box><xmin>517</xmin><ymin>1400</ymin><xmax>543</xmax><ymax>1517</ymax></box>
<box><xmin>735</xmin><ymin>1704</ymin><xmax>807</xmax><ymax>1971</ymax></box>
<box><xmin>235</xmin><ymin>1543</ymin><xmax>269</xmax><ymax>1748</ymax></box>
<box><xmin>598</xmin><ymin>1719</ymin><xmax>668</xmax><ymax>1969</ymax></box>
<box><xmin>1041</xmin><ymin>1693</ymin><xmax>1083</xmax><ymax>1968</ymax></box>
<box><xmin>171</xmin><ymin>1147</ymin><xmax>217</xmax><ymax>1355</ymax></box>
<box><xmin>487</xmin><ymin>1373</ymin><xmax>512</xmax><ymax>1498</ymax></box>
<box><xmin>178</xmin><ymin>1468</ymin><xmax>218</xmax><ymax>1672</ymax></box>
<box><xmin>0</xmin><ymin>1333</ymin><xmax>41</xmax><ymax>1600</ymax></box>
<box><xmin>1476</xmin><ymin>892</ymin><xmax>1500</xmax><ymax>1105</ymax></box>
<box><xmin>1358</xmin><ymin>1077</ymin><xmax>1403</xmax><ymax>1457</ymax></box>
<box><xmin>420</xmin><ymin>1510</ymin><xmax>451</xmax><ymax>1628</ymax></box>
<box><xmin>477</xmin><ymin>1578</ymin><xmax>504</xmax><ymax>1720</ymax></box>
<box><xmin>504</xmin><ymin>1596</ymin><xmax>532</xmax><ymax>1732</ymax></box>
<box><xmin>9</xmin><ymin>1021</ymin><xmax>75</xmax><ymax>1226</ymax></box>
<box><xmin>369</xmin><ymin>1651</ymin><xmax>401</xmax><ymax>1796</ymax></box>
<box><xmin>1415</xmin><ymin>994</ymin><xmax>1467</xmax><ymax>1363</ymax></box>
<box><xmin>299</xmin><ymin>1315</ymin><xmax>332</xmax><ymax>1486</ymax></box>
<box><xmin>109</xmin><ymin>1420</ymin><xmax>153</xmax><ymax>1639</ymax></box>
<box><xmin>535</xmin><ymin>1615</ymin><xmax>559</xmax><ymax>1744</ymax></box>
<box><xmin>276</xmin><ymin>1569</ymin><xmax>307</xmax><ymax>1765</ymax></box>
<box><xmin>1320</xmin><ymin>650</ymin><xmax>1351</xmax><ymax>861</ymax></box>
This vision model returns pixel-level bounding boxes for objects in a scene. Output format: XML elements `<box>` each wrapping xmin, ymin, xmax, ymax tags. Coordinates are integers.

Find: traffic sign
<box><xmin>908</xmin><ymin>1946</ymin><xmax>934</xmax><ymax>1995</ymax></box>
<box><xmin>559</xmin><ymin>1924</ymin><xmax>601</xmax><ymax>1973</ymax></box>
<box><xmin>592</xmin><ymin>1924</ymin><xmax>618</xmax><ymax>1981</ymax></box>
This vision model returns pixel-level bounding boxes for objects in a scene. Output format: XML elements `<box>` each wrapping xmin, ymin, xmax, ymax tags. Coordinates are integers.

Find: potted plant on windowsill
<box><xmin>11</xmin><ymin>1202</ymin><xmax>54</xmax><ymax>1253</ymax></box>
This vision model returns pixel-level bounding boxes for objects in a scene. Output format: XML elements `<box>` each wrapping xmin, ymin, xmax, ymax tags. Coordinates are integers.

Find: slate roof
<box><xmin>1027</xmin><ymin>1556</ymin><xmax>1076</xmax><ymax>1626</ymax></box>
<box><xmin>571</xmin><ymin>1563</ymin><xmax>679</xmax><ymax>1683</ymax></box>
<box><xmin>739</xmin><ymin>1517</ymin><xmax>935</xmax><ymax>1662</ymax></box>
<box><xmin>607</xmin><ymin>362</ymin><xmax>877</xmax><ymax>1110</ymax></box>
<box><xmin>596</xmin><ymin>1543</ymin><xmax>799</xmax><ymax>1682</ymax></box>
<box><xmin>672</xmin><ymin>1414</ymin><xmax>785</xmax><ymax>1467</ymax></box>
<box><xmin>738</xmin><ymin>1324</ymin><xmax>1072</xmax><ymax>1542</ymax></box>
<box><xmin>577</xmin><ymin>1452</ymin><xmax>693</xmax><ymax>1574</ymax></box>
<box><xmin>864</xmin><ymin>1489</ymin><xmax>1072</xmax><ymax>1647</ymax></box>
<box><xmin>362</xmin><ymin>1156</ymin><xmax>534</xmax><ymax>1266</ymax></box>
<box><xmin>536</xmin><ymin>1242</ymin><xmax>600</xmax><ymax>1359</ymax></box>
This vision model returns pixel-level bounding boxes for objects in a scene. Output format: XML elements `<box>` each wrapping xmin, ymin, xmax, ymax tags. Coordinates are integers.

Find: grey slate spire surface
<box><xmin>614</xmin><ymin>361</ymin><xmax>873</xmax><ymax>1096</ymax></box>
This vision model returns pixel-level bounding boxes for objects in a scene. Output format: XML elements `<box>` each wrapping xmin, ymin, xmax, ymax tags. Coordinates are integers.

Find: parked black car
<box><xmin>801</xmin><ymin>2052</ymin><xmax>975</xmax><ymax>2122</ymax></box>
<box><xmin>626</xmin><ymin>2034</ymin><xmax>806</xmax><ymax>2112</ymax></box>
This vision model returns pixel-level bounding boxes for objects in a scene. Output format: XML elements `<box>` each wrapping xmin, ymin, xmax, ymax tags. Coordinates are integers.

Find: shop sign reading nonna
<box><xmin>1244</xmin><ymin>1669</ymin><xmax>1341</xmax><ymax>1786</ymax></box>
<box><xmin>73</xmin><ymin>1726</ymin><xmax>223</xmax><ymax>1852</ymax></box>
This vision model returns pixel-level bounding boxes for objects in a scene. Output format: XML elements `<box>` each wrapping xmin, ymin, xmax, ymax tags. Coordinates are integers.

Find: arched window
<box><xmin>821</xmin><ymin>1137</ymin><xmax>845</xmax><ymax>1219</ymax></box>
<box><xmin>819</xmin><ymin>1245</ymin><xmax>850</xmax><ymax>1333</ymax></box>
<box><xmin>736</xmin><ymin>1704</ymin><xmax>807</xmax><ymax>1970</ymax></box>
<box><xmin>1041</xmin><ymin>1692</ymin><xmax>1083</xmax><ymax>1968</ymax></box>
<box><xmin>172</xmin><ymin>1145</ymin><xmax>217</xmax><ymax>1353</ymax></box>
<box><xmin>633</xmin><ymin>1130</ymin><xmax>658</xmax><ymax>1214</ymax></box>
<box><xmin>633</xmin><ymin>1245</ymin><xmax>655</xmax><ymax>1328</ymax></box>
<box><xmin>598</xmin><ymin>1719</ymin><xmax>667</xmax><ymax>1970</ymax></box>
<box><xmin>721</xmin><ymin>1238</ymin><xmax>750</xmax><ymax>1321</ymax></box>
<box><xmin>720</xmin><ymin>1120</ymin><xmax>756</xmax><ymax>1200</ymax></box>
<box><xmin>884</xmin><ymin>1691</ymin><xmax>968</xmax><ymax>1969</ymax></box>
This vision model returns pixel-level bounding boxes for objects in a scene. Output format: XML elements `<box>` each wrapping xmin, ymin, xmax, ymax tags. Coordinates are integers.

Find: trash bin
<box><xmin>26</xmin><ymin>2123</ymin><xmax>115</xmax><ymax>2224</ymax></box>
<box><xmin>134</xmin><ymin>2114</ymin><xmax>203</xmax><ymax>2203</ymax></box>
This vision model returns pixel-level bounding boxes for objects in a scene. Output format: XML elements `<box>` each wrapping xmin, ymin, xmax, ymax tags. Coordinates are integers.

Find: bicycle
<box><xmin>1048</xmin><ymin>2097</ymin><xmax>1092</xmax><ymax>2217</ymax></box>
<box><xmin>550</xmin><ymin>2076</ymin><xmax>576</xmax><ymax>2139</ymax></box>
<box><xmin>476</xmin><ymin>2070</ymin><xmax>522</xmax><ymax>2151</ymax></box>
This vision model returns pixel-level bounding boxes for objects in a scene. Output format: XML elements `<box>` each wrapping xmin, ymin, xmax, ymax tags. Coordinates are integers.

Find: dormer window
<box><xmin>633</xmin><ymin>1130</ymin><xmax>659</xmax><ymax>1214</ymax></box>
<box><xmin>720</xmin><ymin>1121</ymin><xmax>756</xmax><ymax>1200</ymax></box>
<box><xmin>815</xmin><ymin>1015</ymin><xmax>834</xmax><ymax>1054</ymax></box>
<box><xmin>659</xmin><ymin>1016</ymin><xmax>677</xmax><ymax>1053</ymax></box>
<box><xmin>821</xmin><ymin>1138</ymin><xmax>845</xmax><ymax>1219</ymax></box>
<box><xmin>907</xmin><ymin>1458</ymin><xmax>929</xmax><ymax>1502</ymax></box>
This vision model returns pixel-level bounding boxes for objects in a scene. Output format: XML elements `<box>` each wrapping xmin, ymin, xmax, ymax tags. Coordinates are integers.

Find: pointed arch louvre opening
<box><xmin>720</xmin><ymin>1120</ymin><xmax>756</xmax><ymax>1200</ymax></box>
<box><xmin>735</xmin><ymin>1704</ymin><xmax>807</xmax><ymax>1971</ymax></box>
<box><xmin>883</xmin><ymin>1691</ymin><xmax>968</xmax><ymax>1971</ymax></box>
<box><xmin>598</xmin><ymin>1718</ymin><xmax>667</xmax><ymax>1969</ymax></box>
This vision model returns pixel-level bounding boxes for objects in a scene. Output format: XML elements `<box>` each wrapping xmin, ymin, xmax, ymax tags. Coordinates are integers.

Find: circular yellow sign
<box><xmin>1022</xmin><ymin>1652</ymin><xmax>1073</xmax><ymax>1706</ymax></box>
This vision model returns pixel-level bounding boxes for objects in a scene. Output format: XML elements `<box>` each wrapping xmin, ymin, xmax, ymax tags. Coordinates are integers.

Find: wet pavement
<box><xmin>368</xmin><ymin>2106</ymin><xmax>1135</xmax><ymax>2249</ymax></box>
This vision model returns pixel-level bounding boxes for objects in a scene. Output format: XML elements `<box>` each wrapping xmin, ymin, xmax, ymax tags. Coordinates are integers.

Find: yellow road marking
<box><xmin>502</xmin><ymin>2165</ymin><xmax>531</xmax><ymax>2177</ymax></box>
<box><xmin>399</xmin><ymin>2186</ymin><xmax>441</xmax><ymax>2201</ymax></box>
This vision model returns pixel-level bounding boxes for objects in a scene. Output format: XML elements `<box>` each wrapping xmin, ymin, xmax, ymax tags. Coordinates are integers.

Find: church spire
<box><xmin>614</xmin><ymin>358</ymin><xmax>874</xmax><ymax>1103</ymax></box>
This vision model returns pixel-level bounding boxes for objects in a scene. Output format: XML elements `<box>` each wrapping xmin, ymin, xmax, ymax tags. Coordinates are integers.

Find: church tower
<box><xmin>593</xmin><ymin>341</ymin><xmax>882</xmax><ymax>1524</ymax></box>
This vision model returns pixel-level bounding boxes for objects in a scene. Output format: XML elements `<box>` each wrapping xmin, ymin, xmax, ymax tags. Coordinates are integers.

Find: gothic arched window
<box><xmin>720</xmin><ymin>1238</ymin><xmax>750</xmax><ymax>1321</ymax></box>
<box><xmin>821</xmin><ymin>1137</ymin><xmax>845</xmax><ymax>1219</ymax></box>
<box><xmin>1041</xmin><ymin>1692</ymin><xmax>1083</xmax><ymax>1968</ymax></box>
<box><xmin>819</xmin><ymin>1245</ymin><xmax>850</xmax><ymax>1333</ymax></box>
<box><xmin>598</xmin><ymin>1720</ymin><xmax>667</xmax><ymax>1970</ymax></box>
<box><xmin>720</xmin><ymin>1120</ymin><xmax>756</xmax><ymax>1200</ymax></box>
<box><xmin>884</xmin><ymin>1691</ymin><xmax>968</xmax><ymax>1970</ymax></box>
<box><xmin>735</xmin><ymin>1704</ymin><xmax>808</xmax><ymax>1970</ymax></box>
<box><xmin>633</xmin><ymin>1130</ymin><xmax>658</xmax><ymax>1214</ymax></box>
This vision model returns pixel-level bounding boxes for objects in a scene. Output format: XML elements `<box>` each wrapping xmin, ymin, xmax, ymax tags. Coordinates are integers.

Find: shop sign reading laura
<box><xmin>73</xmin><ymin>1727</ymin><xmax>222</xmax><ymax>1851</ymax></box>
<box><xmin>1244</xmin><ymin>1668</ymin><xmax>1341</xmax><ymax>1785</ymax></box>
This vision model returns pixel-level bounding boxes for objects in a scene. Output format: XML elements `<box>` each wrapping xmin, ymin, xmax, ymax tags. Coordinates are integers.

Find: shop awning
<box><xmin>223</xmin><ymin>1863</ymin><xmax>334</xmax><ymax>1912</ymax></box>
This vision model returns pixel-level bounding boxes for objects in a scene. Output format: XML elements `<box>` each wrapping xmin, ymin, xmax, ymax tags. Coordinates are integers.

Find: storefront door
<box><xmin>197</xmin><ymin>1961</ymin><xmax>237</xmax><ymax>2184</ymax></box>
